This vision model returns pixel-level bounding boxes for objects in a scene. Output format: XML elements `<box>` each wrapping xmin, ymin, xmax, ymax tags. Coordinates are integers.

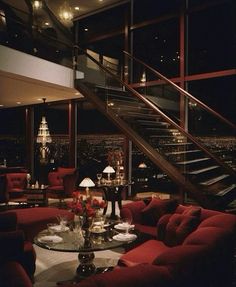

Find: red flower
<box><xmin>67</xmin><ymin>192</ymin><xmax>106</xmax><ymax>217</ymax></box>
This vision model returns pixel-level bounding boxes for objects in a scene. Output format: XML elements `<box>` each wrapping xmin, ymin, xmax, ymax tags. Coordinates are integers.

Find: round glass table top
<box><xmin>34</xmin><ymin>227</ymin><xmax>137</xmax><ymax>253</ymax></box>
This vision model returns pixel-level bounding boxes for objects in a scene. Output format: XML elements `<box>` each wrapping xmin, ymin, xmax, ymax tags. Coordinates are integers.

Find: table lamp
<box><xmin>79</xmin><ymin>177</ymin><xmax>95</xmax><ymax>198</ymax></box>
<box><xmin>103</xmin><ymin>165</ymin><xmax>115</xmax><ymax>182</ymax></box>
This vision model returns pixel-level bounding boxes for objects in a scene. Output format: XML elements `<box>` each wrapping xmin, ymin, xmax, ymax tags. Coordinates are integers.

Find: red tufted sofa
<box><xmin>0</xmin><ymin>212</ymin><xmax>36</xmax><ymax>287</ymax></box>
<box><xmin>75</xmin><ymin>198</ymin><xmax>236</xmax><ymax>287</ymax></box>
<box><xmin>2</xmin><ymin>199</ymin><xmax>235</xmax><ymax>287</ymax></box>
<box><xmin>2</xmin><ymin>207</ymin><xmax>74</xmax><ymax>242</ymax></box>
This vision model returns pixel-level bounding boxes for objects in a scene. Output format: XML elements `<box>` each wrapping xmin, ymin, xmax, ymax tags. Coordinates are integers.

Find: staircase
<box><xmin>75</xmin><ymin>47</ymin><xmax>236</xmax><ymax>211</ymax></box>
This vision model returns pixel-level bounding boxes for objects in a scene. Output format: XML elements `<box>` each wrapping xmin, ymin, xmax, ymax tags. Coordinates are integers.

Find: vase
<box><xmin>82</xmin><ymin>215</ymin><xmax>91</xmax><ymax>248</ymax></box>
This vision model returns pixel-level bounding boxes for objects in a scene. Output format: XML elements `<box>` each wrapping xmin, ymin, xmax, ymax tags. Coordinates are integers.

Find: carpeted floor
<box><xmin>33</xmin><ymin>245</ymin><xmax>124</xmax><ymax>287</ymax></box>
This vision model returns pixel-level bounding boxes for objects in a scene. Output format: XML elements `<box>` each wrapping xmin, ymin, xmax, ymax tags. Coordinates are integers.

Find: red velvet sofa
<box><xmin>2</xmin><ymin>207</ymin><xmax>74</xmax><ymax>242</ymax></box>
<box><xmin>75</xmin><ymin>199</ymin><xmax>236</xmax><ymax>287</ymax></box>
<box><xmin>0</xmin><ymin>212</ymin><xmax>36</xmax><ymax>287</ymax></box>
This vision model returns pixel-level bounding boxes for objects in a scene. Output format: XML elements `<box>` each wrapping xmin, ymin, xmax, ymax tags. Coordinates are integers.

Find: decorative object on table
<box><xmin>79</xmin><ymin>177</ymin><xmax>95</xmax><ymax>198</ymax></box>
<box><xmin>103</xmin><ymin>165</ymin><xmax>115</xmax><ymax>183</ymax></box>
<box><xmin>107</xmin><ymin>149</ymin><xmax>124</xmax><ymax>167</ymax></box>
<box><xmin>36</xmin><ymin>98</ymin><xmax>52</xmax><ymax>164</ymax></box>
<box><xmin>26</xmin><ymin>173</ymin><xmax>31</xmax><ymax>187</ymax></box>
<box><xmin>67</xmin><ymin>192</ymin><xmax>106</xmax><ymax>249</ymax></box>
<box><xmin>96</xmin><ymin>173</ymin><xmax>102</xmax><ymax>185</ymax></box>
<box><xmin>68</xmin><ymin>192</ymin><xmax>106</xmax><ymax>218</ymax></box>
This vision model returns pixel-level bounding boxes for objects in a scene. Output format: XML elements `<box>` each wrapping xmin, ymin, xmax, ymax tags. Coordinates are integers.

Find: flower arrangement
<box><xmin>107</xmin><ymin>149</ymin><xmax>124</xmax><ymax>166</ymax></box>
<box><xmin>67</xmin><ymin>192</ymin><xmax>106</xmax><ymax>217</ymax></box>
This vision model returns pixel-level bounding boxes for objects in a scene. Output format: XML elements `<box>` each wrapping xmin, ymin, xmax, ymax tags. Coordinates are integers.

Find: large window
<box><xmin>0</xmin><ymin>108</ymin><xmax>26</xmax><ymax>167</ymax></box>
<box><xmin>187</xmin><ymin>2</ymin><xmax>236</xmax><ymax>74</ymax></box>
<box><xmin>132</xmin><ymin>18</ymin><xmax>179</xmax><ymax>78</ymax></box>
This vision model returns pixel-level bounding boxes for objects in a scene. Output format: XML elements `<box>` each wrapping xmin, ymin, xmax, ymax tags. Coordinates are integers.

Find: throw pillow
<box><xmin>141</xmin><ymin>198</ymin><xmax>178</xmax><ymax>226</ymax></box>
<box><xmin>156</xmin><ymin>213</ymin><xmax>172</xmax><ymax>240</ymax></box>
<box><xmin>164</xmin><ymin>213</ymin><xmax>199</xmax><ymax>246</ymax></box>
<box><xmin>183</xmin><ymin>206</ymin><xmax>201</xmax><ymax>218</ymax></box>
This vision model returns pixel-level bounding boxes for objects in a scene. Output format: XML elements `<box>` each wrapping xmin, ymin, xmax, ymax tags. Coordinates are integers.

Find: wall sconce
<box><xmin>79</xmin><ymin>177</ymin><xmax>95</xmax><ymax>198</ymax></box>
<box><xmin>103</xmin><ymin>165</ymin><xmax>115</xmax><ymax>182</ymax></box>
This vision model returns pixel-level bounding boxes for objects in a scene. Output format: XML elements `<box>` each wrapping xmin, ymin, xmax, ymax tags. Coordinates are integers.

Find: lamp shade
<box><xmin>103</xmin><ymin>166</ymin><xmax>115</xmax><ymax>174</ymax></box>
<box><xmin>138</xmin><ymin>162</ymin><xmax>147</xmax><ymax>169</ymax></box>
<box><xmin>79</xmin><ymin>177</ymin><xmax>95</xmax><ymax>188</ymax></box>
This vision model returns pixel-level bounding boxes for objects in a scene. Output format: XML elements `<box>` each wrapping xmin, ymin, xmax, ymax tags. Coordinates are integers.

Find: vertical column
<box><xmin>25</xmin><ymin>106</ymin><xmax>34</xmax><ymax>178</ymax></box>
<box><xmin>123</xmin><ymin>3</ymin><xmax>131</xmax><ymax>84</ymax></box>
<box><xmin>179</xmin><ymin>8</ymin><xmax>186</xmax><ymax>130</ymax></box>
<box><xmin>69</xmin><ymin>100</ymin><xmax>77</xmax><ymax>167</ymax></box>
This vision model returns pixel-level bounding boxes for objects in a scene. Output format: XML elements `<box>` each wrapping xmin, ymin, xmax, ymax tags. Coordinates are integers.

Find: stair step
<box><xmin>137</xmin><ymin>120</ymin><xmax>169</xmax><ymax>127</ymax></box>
<box><xmin>109</xmin><ymin>99</ymin><xmax>143</xmax><ymax>106</ymax></box>
<box><xmin>186</xmin><ymin>165</ymin><xmax>219</xmax><ymax>175</ymax></box>
<box><xmin>147</xmin><ymin>128</ymin><xmax>172</xmax><ymax>132</ymax></box>
<box><xmin>112</xmin><ymin>105</ymin><xmax>152</xmax><ymax>112</ymax></box>
<box><xmin>216</xmin><ymin>184</ymin><xmax>236</xmax><ymax>196</ymax></box>
<box><xmin>166</xmin><ymin>149</ymin><xmax>201</xmax><ymax>156</ymax></box>
<box><xmin>177</xmin><ymin>157</ymin><xmax>210</xmax><ymax>165</ymax></box>
<box><xmin>200</xmin><ymin>174</ymin><xmax>230</xmax><ymax>186</ymax></box>
<box><xmin>161</xmin><ymin>142</ymin><xmax>192</xmax><ymax>146</ymax></box>
<box><xmin>150</xmin><ymin>135</ymin><xmax>185</xmax><ymax>139</ymax></box>
<box><xmin>125</xmin><ymin>112</ymin><xmax>160</xmax><ymax>119</ymax></box>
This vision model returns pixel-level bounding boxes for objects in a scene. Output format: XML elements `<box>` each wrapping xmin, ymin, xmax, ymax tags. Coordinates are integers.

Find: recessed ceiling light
<box><xmin>0</xmin><ymin>104</ymin><xmax>4</xmax><ymax>107</ymax></box>
<box><xmin>99</xmin><ymin>0</ymin><xmax>104</xmax><ymax>2</ymax></box>
<box><xmin>44</xmin><ymin>22</ymin><xmax>50</xmax><ymax>26</ymax></box>
<box><xmin>16</xmin><ymin>102</ymin><xmax>21</xmax><ymax>105</ymax></box>
<box><xmin>74</xmin><ymin>6</ymin><xmax>80</xmax><ymax>11</ymax></box>
<box><xmin>84</xmin><ymin>28</ymin><xmax>88</xmax><ymax>32</ymax></box>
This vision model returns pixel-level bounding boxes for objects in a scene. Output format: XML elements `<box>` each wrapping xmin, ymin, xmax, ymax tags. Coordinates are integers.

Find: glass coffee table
<box><xmin>34</xmin><ymin>223</ymin><xmax>137</xmax><ymax>283</ymax></box>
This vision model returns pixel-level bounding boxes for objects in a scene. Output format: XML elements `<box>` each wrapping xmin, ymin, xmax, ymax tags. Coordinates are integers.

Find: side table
<box><xmin>24</xmin><ymin>185</ymin><xmax>48</xmax><ymax>206</ymax></box>
<box><xmin>97</xmin><ymin>181</ymin><xmax>131</xmax><ymax>220</ymax></box>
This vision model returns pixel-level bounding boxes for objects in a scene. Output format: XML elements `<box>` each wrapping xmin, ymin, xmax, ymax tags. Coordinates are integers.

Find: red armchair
<box><xmin>47</xmin><ymin>167</ymin><xmax>78</xmax><ymax>202</ymax></box>
<box><xmin>5</xmin><ymin>173</ymin><xmax>27</xmax><ymax>200</ymax></box>
<box><xmin>0</xmin><ymin>212</ymin><xmax>36</xmax><ymax>283</ymax></box>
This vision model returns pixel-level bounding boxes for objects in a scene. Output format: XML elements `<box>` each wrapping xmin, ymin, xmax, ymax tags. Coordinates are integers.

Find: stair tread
<box><xmin>166</xmin><ymin>149</ymin><xmax>201</xmax><ymax>155</ymax></box>
<box><xmin>177</xmin><ymin>157</ymin><xmax>210</xmax><ymax>165</ymax></box>
<box><xmin>150</xmin><ymin>135</ymin><xmax>185</xmax><ymax>138</ymax></box>
<box><xmin>186</xmin><ymin>165</ymin><xmax>219</xmax><ymax>175</ymax></box>
<box><xmin>200</xmin><ymin>174</ymin><xmax>230</xmax><ymax>186</ymax></box>
<box><xmin>137</xmin><ymin>120</ymin><xmax>169</xmax><ymax>126</ymax></box>
<box><xmin>216</xmin><ymin>184</ymin><xmax>236</xmax><ymax>196</ymax></box>
<box><xmin>125</xmin><ymin>112</ymin><xmax>160</xmax><ymax>119</ymax></box>
<box><xmin>161</xmin><ymin>142</ymin><xmax>192</xmax><ymax>146</ymax></box>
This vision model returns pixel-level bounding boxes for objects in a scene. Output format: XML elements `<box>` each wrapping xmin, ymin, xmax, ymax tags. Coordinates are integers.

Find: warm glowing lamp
<box><xmin>79</xmin><ymin>177</ymin><xmax>95</xmax><ymax>198</ymax></box>
<box><xmin>103</xmin><ymin>165</ymin><xmax>115</xmax><ymax>182</ymax></box>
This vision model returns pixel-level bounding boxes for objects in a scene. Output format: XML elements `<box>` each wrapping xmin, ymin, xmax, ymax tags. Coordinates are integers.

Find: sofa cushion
<box><xmin>4</xmin><ymin>207</ymin><xmax>74</xmax><ymax>242</ymax></box>
<box><xmin>183</xmin><ymin>226</ymin><xmax>231</xmax><ymax>247</ymax></box>
<box><xmin>156</xmin><ymin>214</ymin><xmax>172</xmax><ymax>241</ymax></box>
<box><xmin>153</xmin><ymin>245</ymin><xmax>210</xmax><ymax>286</ymax></box>
<box><xmin>164</xmin><ymin>214</ymin><xmax>199</xmax><ymax>246</ymax></box>
<box><xmin>182</xmin><ymin>206</ymin><xmax>201</xmax><ymax>217</ymax></box>
<box><xmin>78</xmin><ymin>264</ymin><xmax>173</xmax><ymax>287</ymax></box>
<box><xmin>118</xmin><ymin>239</ymin><xmax>170</xmax><ymax>266</ymax></box>
<box><xmin>141</xmin><ymin>198</ymin><xmax>178</xmax><ymax>226</ymax></box>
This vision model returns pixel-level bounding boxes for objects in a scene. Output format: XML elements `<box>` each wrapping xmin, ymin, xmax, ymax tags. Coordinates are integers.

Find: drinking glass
<box><xmin>122</xmin><ymin>217</ymin><xmax>132</xmax><ymax>235</ymax></box>
<box><xmin>120</xmin><ymin>172</ymin><xmax>125</xmax><ymax>183</ymax></box>
<box><xmin>97</xmin><ymin>173</ymin><xmax>102</xmax><ymax>185</ymax></box>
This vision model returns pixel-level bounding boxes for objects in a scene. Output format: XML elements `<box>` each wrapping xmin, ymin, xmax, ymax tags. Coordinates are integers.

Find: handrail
<box><xmin>123</xmin><ymin>50</ymin><xmax>236</xmax><ymax>130</ymax></box>
<box><xmin>75</xmin><ymin>45</ymin><xmax>235</xmax><ymax>176</ymax></box>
